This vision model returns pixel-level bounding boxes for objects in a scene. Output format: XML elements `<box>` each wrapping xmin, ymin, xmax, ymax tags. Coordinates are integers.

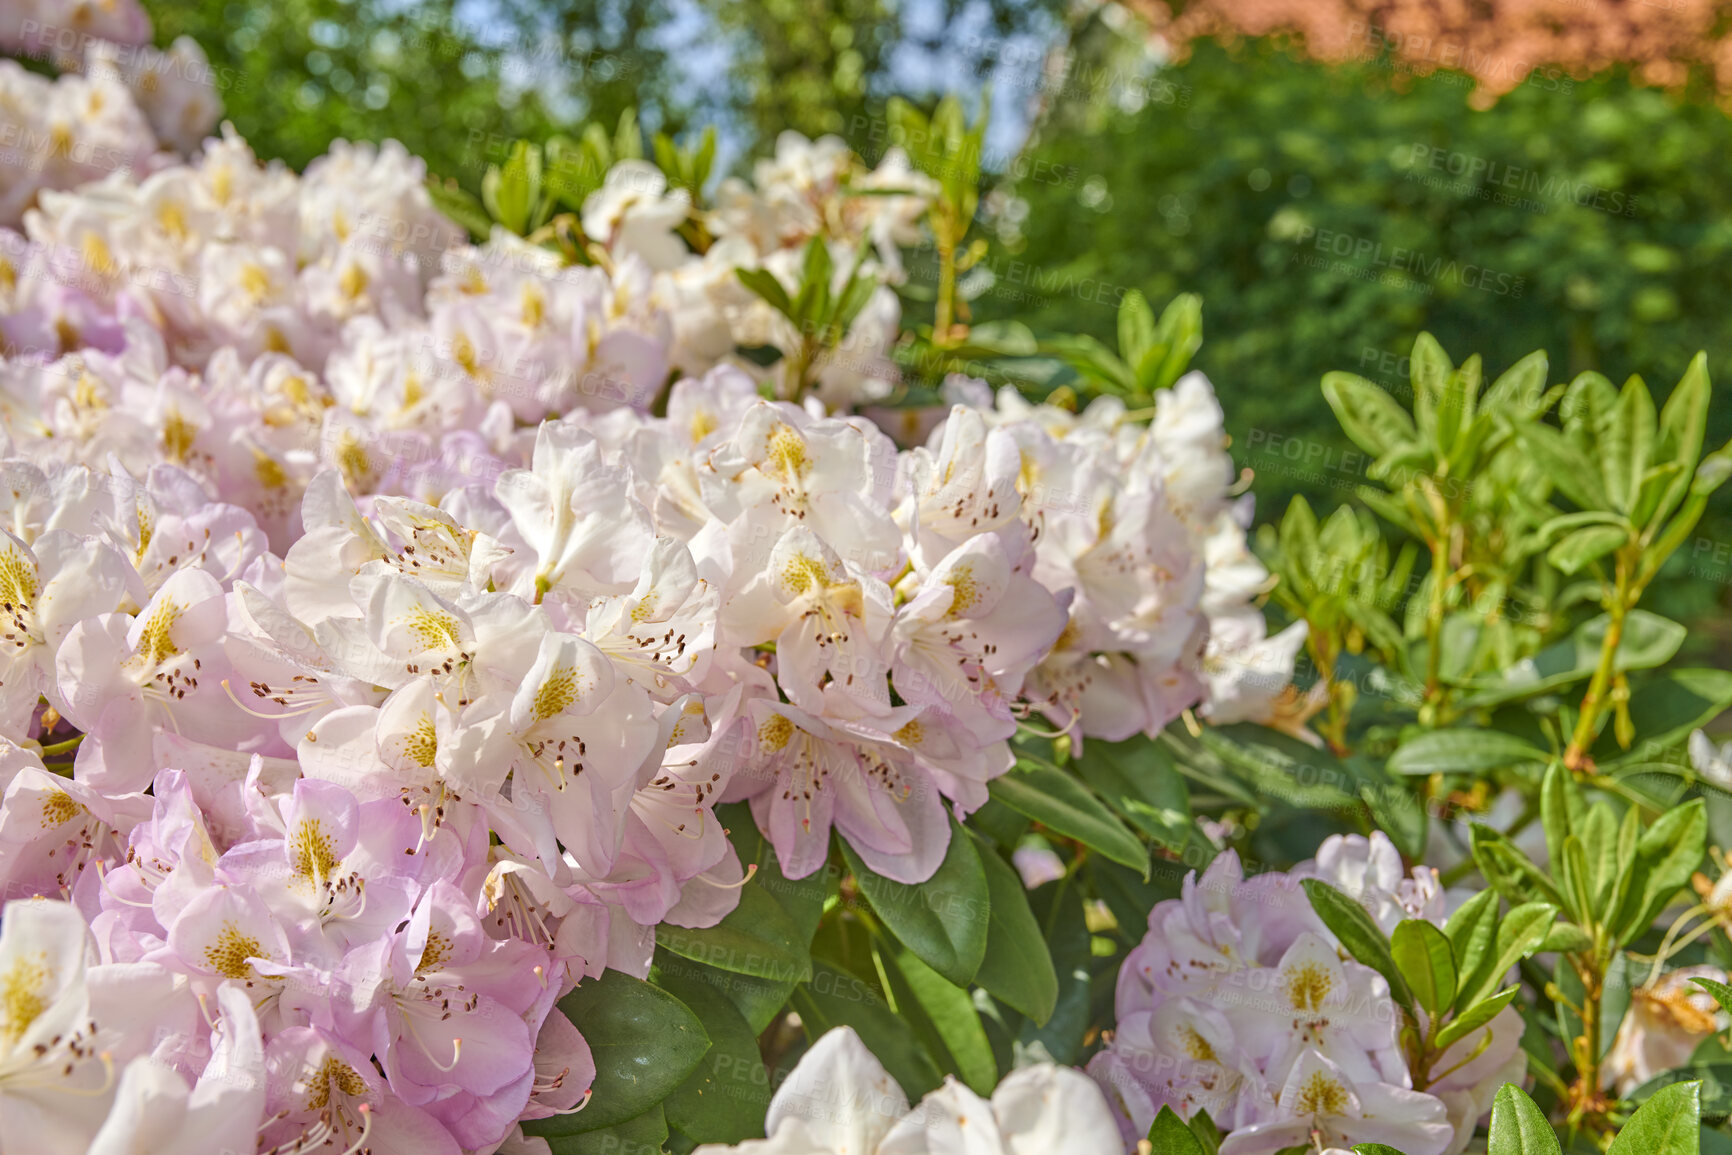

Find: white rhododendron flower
<box><xmin>693</xmin><ymin>1026</ymin><xmax>1121</xmax><ymax>1155</ymax></box>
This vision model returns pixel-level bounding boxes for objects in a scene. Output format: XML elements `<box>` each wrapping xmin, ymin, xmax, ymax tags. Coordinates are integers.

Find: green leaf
<box><xmin>1601</xmin><ymin>374</ymin><xmax>1657</xmax><ymax>514</ymax></box>
<box><xmin>890</xmin><ymin>947</ymin><xmax>997</xmax><ymax>1094</ymax></box>
<box><xmin>424</xmin><ymin>177</ymin><xmax>493</xmax><ymax>241</ymax></box>
<box><xmin>650</xmin><ymin>950</ymin><xmax>794</xmax><ymax>1037</ymax></box>
<box><xmin>1517</xmin><ymin>421</ymin><xmax>1609</xmax><ymax>512</ymax></box>
<box><xmin>1387</xmin><ymin>729</ymin><xmax>1548</xmax><ymax>776</ymax></box>
<box><xmin>655</xmin><ymin>879</ymin><xmax>812</xmax><ymax>983</ymax></box>
<box><xmin>1074</xmin><ymin>738</ymin><xmax>1191</xmax><ymax>852</ymax></box>
<box><xmin>1694</xmin><ymin>975</ymin><xmax>1732</xmax><ymax>1017</ymax></box>
<box><xmin>1323</xmin><ymin>371</ymin><xmax>1419</xmax><ymax>458</ymax></box>
<box><xmin>1456</xmin><ymin>902</ymin><xmax>1557</xmax><ymax>1013</ymax></box>
<box><xmin>525</xmin><ymin>971</ymin><xmax>710</xmax><ymax>1136</ymax></box>
<box><xmin>1607</xmin><ymin>1080</ymin><xmax>1702</xmax><ymax>1155</ymax></box>
<box><xmin>1486</xmin><ymin>1083</ymin><xmax>1562</xmax><ymax>1155</ymax></box>
<box><xmin>1188</xmin><ymin>1109</ymin><xmax>1223</xmax><ymax>1155</ymax></box>
<box><xmin>1119</xmin><ymin>290</ymin><xmax>1158</xmax><ymax>375</ymax></box>
<box><xmin>1301</xmin><ymin>879</ymin><xmax>1414</xmax><ymax>1019</ymax></box>
<box><xmin>1444</xmin><ymin>889</ymin><xmax>1499</xmax><ymax>1000</ymax></box>
<box><xmin>1651</xmin><ymin>353</ymin><xmax>1711</xmax><ymax>530</ymax></box>
<box><xmin>735</xmin><ymin>267</ymin><xmax>795</xmax><ymax>320</ymax></box>
<box><xmin>1469</xmin><ymin>825</ymin><xmax>1567</xmax><ymax>910</ymax></box>
<box><xmin>1538</xmin><ymin>923</ymin><xmax>1593</xmax><ymax>953</ymax></box>
<box><xmin>1148</xmin><ymin>1105</ymin><xmax>1206</xmax><ymax>1155</ymax></box>
<box><xmin>1615</xmin><ymin>799</ymin><xmax>1708</xmax><ymax>945</ymax></box>
<box><xmin>1601</xmin><ymin>670</ymin><xmax>1732</xmax><ymax>763</ymax></box>
<box><xmin>540</xmin><ymin>1106</ymin><xmax>667</xmax><ymax>1155</ymax></box>
<box><xmin>1354</xmin><ymin>1147</ymin><xmax>1409</xmax><ymax>1155</ymax></box>
<box><xmin>656</xmin><ymin>973</ymin><xmax>771</xmax><ymax>1144</ymax></box>
<box><xmin>1463</xmin><ymin>610</ymin><xmax>1685</xmax><ymax>708</ymax></box>
<box><xmin>791</xmin><ymin>961</ymin><xmax>943</xmax><ymax>1100</ymax></box>
<box><xmin>1547</xmin><ymin>524</ymin><xmax>1629</xmax><ymax>575</ymax></box>
<box><xmin>842</xmin><ymin>816</ymin><xmax>989</xmax><ymax>987</ymax></box>
<box><xmin>1391</xmin><ymin>920</ymin><xmax>1455</xmax><ymax>1016</ymax></box>
<box><xmin>1539</xmin><ymin>762</ymin><xmax>1578</xmax><ymax>881</ymax></box>
<box><xmin>989</xmin><ymin>761</ymin><xmax>1147</xmax><ymax>873</ymax></box>
<box><xmin>971</xmin><ymin>832</ymin><xmax>1059</xmax><ymax>1025</ymax></box>
<box><xmin>1137</xmin><ymin>292</ymin><xmax>1204</xmax><ymax>394</ymax></box>
<box><xmin>1434</xmin><ymin>986</ymin><xmax>1521</xmax><ymax>1053</ymax></box>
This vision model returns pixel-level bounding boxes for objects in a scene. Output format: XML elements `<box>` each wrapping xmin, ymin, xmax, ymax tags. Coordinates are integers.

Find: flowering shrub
<box><xmin>2</xmin><ymin>8</ymin><xmax>1732</xmax><ymax>1155</ymax></box>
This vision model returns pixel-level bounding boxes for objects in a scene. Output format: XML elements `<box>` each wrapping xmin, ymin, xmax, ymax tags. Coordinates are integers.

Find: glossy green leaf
<box><xmin>891</xmin><ymin>946</ymin><xmax>998</xmax><ymax>1095</ymax></box>
<box><xmin>655</xmin><ymin>880</ymin><xmax>812</xmax><ymax>984</ymax></box>
<box><xmin>990</xmin><ymin>761</ymin><xmax>1147</xmax><ymax>872</ymax></box>
<box><xmin>540</xmin><ymin>1106</ymin><xmax>667</xmax><ymax>1155</ymax></box>
<box><xmin>1074</xmin><ymin>738</ymin><xmax>1191</xmax><ymax>852</ymax></box>
<box><xmin>842</xmin><ymin>816</ymin><xmax>989</xmax><ymax>987</ymax></box>
<box><xmin>1434</xmin><ymin>986</ymin><xmax>1521</xmax><ymax>1053</ymax></box>
<box><xmin>1456</xmin><ymin>902</ymin><xmax>1557</xmax><ymax>1013</ymax></box>
<box><xmin>1302</xmin><ymin>879</ymin><xmax>1413</xmax><ymax>1019</ymax></box>
<box><xmin>525</xmin><ymin>971</ymin><xmax>709</xmax><ymax>1136</ymax></box>
<box><xmin>971</xmin><ymin>832</ymin><xmax>1059</xmax><ymax>1025</ymax></box>
<box><xmin>792</xmin><ymin>961</ymin><xmax>943</xmax><ymax>1101</ymax></box>
<box><xmin>1486</xmin><ymin>1083</ymin><xmax>1562</xmax><ymax>1155</ymax></box>
<box><xmin>1391</xmin><ymin>919</ymin><xmax>1456</xmax><ymax>1016</ymax></box>
<box><xmin>1607</xmin><ymin>1080</ymin><xmax>1702</xmax><ymax>1155</ymax></box>
<box><xmin>656</xmin><ymin>974</ymin><xmax>771</xmax><ymax>1144</ymax></box>
<box><xmin>1387</xmin><ymin>729</ymin><xmax>1548</xmax><ymax>776</ymax></box>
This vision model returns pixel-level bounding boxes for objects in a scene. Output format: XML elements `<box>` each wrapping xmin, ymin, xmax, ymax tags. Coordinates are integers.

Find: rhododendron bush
<box><xmin>4</xmin><ymin>6</ymin><xmax>1732</xmax><ymax>1155</ymax></box>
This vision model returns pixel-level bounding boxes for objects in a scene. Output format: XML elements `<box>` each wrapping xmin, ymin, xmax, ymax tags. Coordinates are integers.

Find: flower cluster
<box><xmin>692</xmin><ymin>1025</ymin><xmax>1124</xmax><ymax>1155</ymax></box>
<box><xmin>0</xmin><ymin>0</ymin><xmax>221</xmax><ymax>226</ymax></box>
<box><xmin>1088</xmin><ymin>833</ymin><xmax>1524</xmax><ymax>1155</ymax></box>
<box><xmin>0</xmin><ymin>33</ymin><xmax>1301</xmax><ymax>1152</ymax></box>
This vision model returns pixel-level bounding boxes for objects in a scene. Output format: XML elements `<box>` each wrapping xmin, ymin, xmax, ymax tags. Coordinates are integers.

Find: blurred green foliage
<box><xmin>981</xmin><ymin>24</ymin><xmax>1732</xmax><ymax>506</ymax></box>
<box><xmin>969</xmin><ymin>21</ymin><xmax>1732</xmax><ymax>639</ymax></box>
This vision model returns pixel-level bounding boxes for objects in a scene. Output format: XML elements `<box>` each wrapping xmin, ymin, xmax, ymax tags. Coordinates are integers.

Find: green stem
<box><xmin>37</xmin><ymin>734</ymin><xmax>83</xmax><ymax>757</ymax></box>
<box><xmin>1565</xmin><ymin>553</ymin><xmax>1632</xmax><ymax>772</ymax></box>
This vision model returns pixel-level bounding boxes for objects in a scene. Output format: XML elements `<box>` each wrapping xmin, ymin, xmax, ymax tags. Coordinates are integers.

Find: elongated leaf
<box><xmin>1075</xmin><ymin>738</ymin><xmax>1191</xmax><ymax>852</ymax></box>
<box><xmin>1323</xmin><ymin>371</ymin><xmax>1418</xmax><ymax>458</ymax></box>
<box><xmin>990</xmin><ymin>762</ymin><xmax>1147</xmax><ymax>872</ymax></box>
<box><xmin>891</xmin><ymin>947</ymin><xmax>998</xmax><ymax>1095</ymax></box>
<box><xmin>843</xmin><ymin>816</ymin><xmax>989</xmax><ymax>987</ymax></box>
<box><xmin>1391</xmin><ymin>919</ymin><xmax>1456</xmax><ymax>1016</ymax></box>
<box><xmin>1695</xmin><ymin>976</ymin><xmax>1732</xmax><ymax>1017</ymax></box>
<box><xmin>971</xmin><ymin>832</ymin><xmax>1059</xmax><ymax>1025</ymax></box>
<box><xmin>1434</xmin><ymin>986</ymin><xmax>1521</xmax><ymax>1053</ymax></box>
<box><xmin>735</xmin><ymin>268</ymin><xmax>794</xmax><ymax>319</ymax></box>
<box><xmin>1548</xmin><ymin>524</ymin><xmax>1628</xmax><ymax>575</ymax></box>
<box><xmin>1615</xmin><ymin>799</ymin><xmax>1708</xmax><ymax>944</ymax></box>
<box><xmin>1464</xmin><ymin>610</ymin><xmax>1686</xmax><ymax>709</ymax></box>
<box><xmin>792</xmin><ymin>961</ymin><xmax>943</xmax><ymax>1100</ymax></box>
<box><xmin>1444</xmin><ymin>889</ymin><xmax>1498</xmax><ymax>1004</ymax></box>
<box><xmin>1607</xmin><ymin>1080</ymin><xmax>1702</xmax><ymax>1155</ymax></box>
<box><xmin>1470</xmin><ymin>825</ymin><xmax>1567</xmax><ymax>910</ymax></box>
<box><xmin>1457</xmin><ymin>902</ymin><xmax>1557</xmax><ymax>1013</ymax></box>
<box><xmin>1302</xmin><ymin>879</ymin><xmax>1413</xmax><ymax>1018</ymax></box>
<box><xmin>1517</xmin><ymin>421</ymin><xmax>1609</xmax><ymax>512</ymax></box>
<box><xmin>656</xmin><ymin>880</ymin><xmax>812</xmax><ymax>983</ymax></box>
<box><xmin>1388</xmin><ymin>730</ymin><xmax>1547</xmax><ymax>776</ymax></box>
<box><xmin>526</xmin><ymin>971</ymin><xmax>710</xmax><ymax>1137</ymax></box>
<box><xmin>1487</xmin><ymin>1083</ymin><xmax>1562</xmax><ymax>1155</ymax></box>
